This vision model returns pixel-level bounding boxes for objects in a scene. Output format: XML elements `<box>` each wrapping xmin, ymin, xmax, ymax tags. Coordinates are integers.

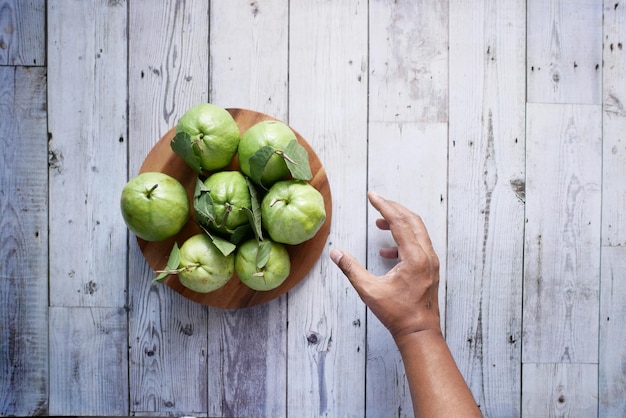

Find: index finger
<box><xmin>368</xmin><ymin>191</ymin><xmax>435</xmax><ymax>256</ymax></box>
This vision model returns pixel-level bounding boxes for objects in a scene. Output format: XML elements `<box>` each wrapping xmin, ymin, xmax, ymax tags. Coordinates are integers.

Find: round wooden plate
<box><xmin>137</xmin><ymin>108</ymin><xmax>332</xmax><ymax>309</ymax></box>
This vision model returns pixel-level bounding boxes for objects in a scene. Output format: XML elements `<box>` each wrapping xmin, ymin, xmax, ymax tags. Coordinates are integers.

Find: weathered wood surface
<box><xmin>47</xmin><ymin>0</ymin><xmax>128</xmax><ymax>308</ymax></box>
<box><xmin>2</xmin><ymin>0</ymin><xmax>626</xmax><ymax>417</ymax></box>
<box><xmin>367</xmin><ymin>1</ymin><xmax>448</xmax><ymax>415</ymax></box>
<box><xmin>208</xmin><ymin>1</ymin><xmax>289</xmax><ymax>416</ymax></box>
<box><xmin>0</xmin><ymin>0</ymin><xmax>45</xmax><ymax>66</ymax></box>
<box><xmin>287</xmin><ymin>1</ymin><xmax>368</xmax><ymax>415</ymax></box>
<box><xmin>0</xmin><ymin>66</ymin><xmax>48</xmax><ymax>416</ymax></box>
<box><xmin>49</xmin><ymin>307</ymin><xmax>128</xmax><ymax>416</ymax></box>
<box><xmin>447</xmin><ymin>1</ymin><xmax>526</xmax><ymax>416</ymax></box>
<box><xmin>526</xmin><ymin>0</ymin><xmax>603</xmax><ymax>105</ymax></box>
<box><xmin>603</xmin><ymin>0</ymin><xmax>626</xmax><ymax>247</ymax></box>
<box><xmin>599</xmin><ymin>246</ymin><xmax>626</xmax><ymax>417</ymax></box>
<box><xmin>128</xmin><ymin>1</ymin><xmax>209</xmax><ymax>415</ymax></box>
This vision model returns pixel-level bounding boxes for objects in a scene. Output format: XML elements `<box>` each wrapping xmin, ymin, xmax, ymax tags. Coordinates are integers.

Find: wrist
<box><xmin>393</xmin><ymin>326</ymin><xmax>444</xmax><ymax>349</ymax></box>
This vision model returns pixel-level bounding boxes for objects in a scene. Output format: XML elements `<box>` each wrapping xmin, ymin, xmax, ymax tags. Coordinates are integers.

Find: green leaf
<box><xmin>171</xmin><ymin>131</ymin><xmax>203</xmax><ymax>174</ymax></box>
<box><xmin>256</xmin><ymin>240</ymin><xmax>272</xmax><ymax>270</ymax></box>
<box><xmin>193</xmin><ymin>178</ymin><xmax>216</xmax><ymax>229</ymax></box>
<box><xmin>153</xmin><ymin>243</ymin><xmax>181</xmax><ymax>282</ymax></box>
<box><xmin>248</xmin><ymin>145</ymin><xmax>275</xmax><ymax>185</ymax></box>
<box><xmin>230</xmin><ymin>223</ymin><xmax>252</xmax><ymax>245</ymax></box>
<box><xmin>244</xmin><ymin>178</ymin><xmax>263</xmax><ymax>241</ymax></box>
<box><xmin>283</xmin><ymin>140</ymin><xmax>312</xmax><ymax>181</ymax></box>
<box><xmin>211</xmin><ymin>234</ymin><xmax>237</xmax><ymax>256</ymax></box>
<box><xmin>197</xmin><ymin>224</ymin><xmax>237</xmax><ymax>257</ymax></box>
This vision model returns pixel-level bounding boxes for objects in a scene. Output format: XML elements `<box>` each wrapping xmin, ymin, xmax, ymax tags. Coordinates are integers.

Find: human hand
<box><xmin>330</xmin><ymin>191</ymin><xmax>441</xmax><ymax>340</ymax></box>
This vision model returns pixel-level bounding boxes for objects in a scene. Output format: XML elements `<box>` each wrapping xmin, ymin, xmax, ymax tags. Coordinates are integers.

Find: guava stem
<box><xmin>269</xmin><ymin>198</ymin><xmax>288</xmax><ymax>207</ymax></box>
<box><xmin>181</xmin><ymin>263</ymin><xmax>201</xmax><ymax>272</ymax></box>
<box><xmin>146</xmin><ymin>184</ymin><xmax>159</xmax><ymax>198</ymax></box>
<box><xmin>220</xmin><ymin>203</ymin><xmax>233</xmax><ymax>229</ymax></box>
<box><xmin>276</xmin><ymin>150</ymin><xmax>296</xmax><ymax>164</ymax></box>
<box><xmin>154</xmin><ymin>268</ymin><xmax>180</xmax><ymax>275</ymax></box>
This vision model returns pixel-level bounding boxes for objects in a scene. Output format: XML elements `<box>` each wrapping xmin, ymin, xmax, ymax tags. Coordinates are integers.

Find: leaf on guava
<box><xmin>229</xmin><ymin>223</ymin><xmax>251</xmax><ymax>245</ymax></box>
<box><xmin>171</xmin><ymin>131</ymin><xmax>203</xmax><ymax>174</ymax></box>
<box><xmin>249</xmin><ymin>145</ymin><xmax>275</xmax><ymax>185</ymax></box>
<box><xmin>211</xmin><ymin>234</ymin><xmax>237</xmax><ymax>256</ymax></box>
<box><xmin>244</xmin><ymin>178</ymin><xmax>263</xmax><ymax>241</ymax></box>
<box><xmin>153</xmin><ymin>243</ymin><xmax>181</xmax><ymax>282</ymax></box>
<box><xmin>283</xmin><ymin>140</ymin><xmax>312</xmax><ymax>181</ymax></box>
<box><xmin>256</xmin><ymin>240</ymin><xmax>272</xmax><ymax>270</ymax></box>
<box><xmin>193</xmin><ymin>178</ymin><xmax>216</xmax><ymax>229</ymax></box>
<box><xmin>197</xmin><ymin>224</ymin><xmax>237</xmax><ymax>256</ymax></box>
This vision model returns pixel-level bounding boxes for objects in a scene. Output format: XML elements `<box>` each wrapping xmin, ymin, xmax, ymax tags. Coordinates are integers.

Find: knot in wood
<box><xmin>307</xmin><ymin>332</ymin><xmax>320</xmax><ymax>345</ymax></box>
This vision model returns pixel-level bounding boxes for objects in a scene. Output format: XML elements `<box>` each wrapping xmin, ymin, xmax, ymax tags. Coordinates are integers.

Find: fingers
<box><xmin>330</xmin><ymin>249</ymin><xmax>372</xmax><ymax>294</ymax></box>
<box><xmin>375</xmin><ymin>218</ymin><xmax>390</xmax><ymax>230</ymax></box>
<box><xmin>379</xmin><ymin>247</ymin><xmax>399</xmax><ymax>259</ymax></box>
<box><xmin>368</xmin><ymin>191</ymin><xmax>435</xmax><ymax>257</ymax></box>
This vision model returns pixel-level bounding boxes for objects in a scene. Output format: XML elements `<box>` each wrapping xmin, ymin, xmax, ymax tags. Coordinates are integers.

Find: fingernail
<box><xmin>330</xmin><ymin>249</ymin><xmax>343</xmax><ymax>264</ymax></box>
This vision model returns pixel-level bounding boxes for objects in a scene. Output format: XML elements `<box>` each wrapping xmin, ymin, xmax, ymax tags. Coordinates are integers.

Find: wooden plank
<box><xmin>367</xmin><ymin>2</ymin><xmax>449</xmax><ymax>414</ymax></box>
<box><xmin>369</xmin><ymin>0</ymin><xmax>448</xmax><ymax>123</ymax></box>
<box><xmin>523</xmin><ymin>103</ymin><xmax>602</xmax><ymax>363</ymax></box>
<box><xmin>287</xmin><ymin>0</ymin><xmax>368</xmax><ymax>415</ymax></box>
<box><xmin>602</xmin><ymin>0</ymin><xmax>626</xmax><ymax>246</ymax></box>
<box><xmin>0</xmin><ymin>0</ymin><xmax>45</xmax><ymax>65</ymax></box>
<box><xmin>207</xmin><ymin>301</ymin><xmax>287</xmax><ymax>417</ymax></box>
<box><xmin>47</xmin><ymin>0</ymin><xmax>128</xmax><ymax>307</ymax></box>
<box><xmin>128</xmin><ymin>286</ymin><xmax>209</xmax><ymax>416</ymax></box>
<box><xmin>447</xmin><ymin>0</ymin><xmax>526</xmax><ymax>415</ymax></box>
<box><xmin>49</xmin><ymin>307</ymin><xmax>129</xmax><ymax>416</ymax></box>
<box><xmin>366</xmin><ymin>122</ymin><xmax>447</xmax><ymax>417</ymax></box>
<box><xmin>207</xmin><ymin>1</ymin><xmax>289</xmax><ymax>417</ymax></box>
<box><xmin>209</xmin><ymin>0</ymin><xmax>288</xmax><ymax>115</ymax></box>
<box><xmin>0</xmin><ymin>66</ymin><xmax>48</xmax><ymax>416</ymax></box>
<box><xmin>599</xmin><ymin>246</ymin><xmax>626</xmax><ymax>416</ymax></box>
<box><xmin>527</xmin><ymin>0</ymin><xmax>602</xmax><ymax>104</ymax></box>
<box><xmin>522</xmin><ymin>363</ymin><xmax>598</xmax><ymax>418</ymax></box>
<box><xmin>127</xmin><ymin>0</ymin><xmax>210</xmax><ymax>415</ymax></box>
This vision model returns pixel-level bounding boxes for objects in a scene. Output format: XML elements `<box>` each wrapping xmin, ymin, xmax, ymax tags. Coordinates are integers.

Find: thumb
<box><xmin>330</xmin><ymin>249</ymin><xmax>370</xmax><ymax>289</ymax></box>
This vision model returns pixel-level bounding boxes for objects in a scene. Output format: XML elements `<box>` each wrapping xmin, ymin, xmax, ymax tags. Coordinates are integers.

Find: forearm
<box><xmin>395</xmin><ymin>329</ymin><xmax>482</xmax><ymax>418</ymax></box>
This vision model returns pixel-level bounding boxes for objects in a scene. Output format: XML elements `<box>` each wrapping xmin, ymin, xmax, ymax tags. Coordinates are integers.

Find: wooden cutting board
<box><xmin>137</xmin><ymin>108</ymin><xmax>332</xmax><ymax>308</ymax></box>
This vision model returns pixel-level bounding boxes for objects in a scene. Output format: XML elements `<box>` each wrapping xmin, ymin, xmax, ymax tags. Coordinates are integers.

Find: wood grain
<box><xmin>47</xmin><ymin>0</ymin><xmax>128</xmax><ymax>307</ymax></box>
<box><xmin>127</xmin><ymin>0</ymin><xmax>210</xmax><ymax>415</ymax></box>
<box><xmin>0</xmin><ymin>0</ymin><xmax>45</xmax><ymax>65</ymax></box>
<box><xmin>287</xmin><ymin>0</ymin><xmax>368</xmax><ymax>415</ymax></box>
<box><xmin>523</xmin><ymin>103</ymin><xmax>601</xmax><ymax>364</ymax></box>
<box><xmin>138</xmin><ymin>109</ymin><xmax>332</xmax><ymax>309</ymax></box>
<box><xmin>49</xmin><ymin>307</ymin><xmax>128</xmax><ymax>416</ymax></box>
<box><xmin>599</xmin><ymin>246</ymin><xmax>626</xmax><ymax>416</ymax></box>
<box><xmin>209</xmin><ymin>0</ymin><xmax>289</xmax><ymax>115</ymax></box>
<box><xmin>0</xmin><ymin>66</ymin><xmax>48</xmax><ymax>417</ymax></box>
<box><xmin>366</xmin><ymin>122</ymin><xmax>448</xmax><ymax>417</ymax></box>
<box><xmin>522</xmin><ymin>362</ymin><xmax>598</xmax><ymax>417</ymax></box>
<box><xmin>527</xmin><ymin>0</ymin><xmax>602</xmax><ymax>104</ymax></box>
<box><xmin>206</xmin><ymin>2</ymin><xmax>290</xmax><ymax>416</ymax></box>
<box><xmin>369</xmin><ymin>0</ymin><xmax>448</xmax><ymax>123</ymax></box>
<box><xmin>367</xmin><ymin>2</ymin><xmax>449</xmax><ymax>415</ymax></box>
<box><xmin>447</xmin><ymin>1</ymin><xmax>526</xmax><ymax>415</ymax></box>
<box><xmin>602</xmin><ymin>1</ymin><xmax>626</xmax><ymax>246</ymax></box>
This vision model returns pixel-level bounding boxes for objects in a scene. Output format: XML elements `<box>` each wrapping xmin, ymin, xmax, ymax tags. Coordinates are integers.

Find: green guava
<box><xmin>120</xmin><ymin>172</ymin><xmax>189</xmax><ymax>242</ymax></box>
<box><xmin>235</xmin><ymin>239</ymin><xmax>291</xmax><ymax>291</ymax></box>
<box><xmin>238</xmin><ymin>120</ymin><xmax>296</xmax><ymax>186</ymax></box>
<box><xmin>177</xmin><ymin>234</ymin><xmax>235</xmax><ymax>293</ymax></box>
<box><xmin>175</xmin><ymin>103</ymin><xmax>240</xmax><ymax>172</ymax></box>
<box><xmin>261</xmin><ymin>180</ymin><xmax>326</xmax><ymax>245</ymax></box>
<box><xmin>202</xmin><ymin>171</ymin><xmax>252</xmax><ymax>233</ymax></box>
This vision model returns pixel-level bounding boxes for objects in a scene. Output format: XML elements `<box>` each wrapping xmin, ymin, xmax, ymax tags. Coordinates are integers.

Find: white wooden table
<box><xmin>2</xmin><ymin>1</ymin><xmax>625</xmax><ymax>417</ymax></box>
